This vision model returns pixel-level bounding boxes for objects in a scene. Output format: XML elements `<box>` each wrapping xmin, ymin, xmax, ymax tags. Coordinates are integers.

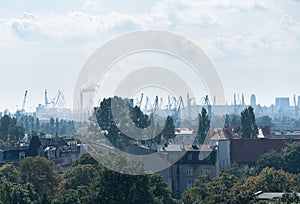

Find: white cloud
<box><xmin>1</xmin><ymin>11</ymin><xmax>174</xmax><ymax>45</ymax></box>
<box><xmin>194</xmin><ymin>14</ymin><xmax>300</xmax><ymax>59</ymax></box>
<box><xmin>0</xmin><ymin>19</ymin><xmax>16</xmax><ymax>47</ymax></box>
<box><xmin>83</xmin><ymin>0</ymin><xmax>97</xmax><ymax>10</ymax></box>
<box><xmin>1</xmin><ymin>0</ymin><xmax>300</xmax><ymax>111</ymax></box>
<box><xmin>212</xmin><ymin>0</ymin><xmax>268</xmax><ymax>11</ymax></box>
<box><xmin>152</xmin><ymin>0</ymin><xmax>218</xmax><ymax>27</ymax></box>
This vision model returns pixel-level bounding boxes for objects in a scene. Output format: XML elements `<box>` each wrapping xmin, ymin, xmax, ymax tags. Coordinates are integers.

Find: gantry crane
<box><xmin>21</xmin><ymin>90</ymin><xmax>28</xmax><ymax>112</ymax></box>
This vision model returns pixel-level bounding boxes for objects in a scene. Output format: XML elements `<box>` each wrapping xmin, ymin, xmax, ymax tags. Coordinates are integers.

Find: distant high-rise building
<box><xmin>275</xmin><ymin>97</ymin><xmax>290</xmax><ymax>108</ymax></box>
<box><xmin>250</xmin><ymin>94</ymin><xmax>256</xmax><ymax>107</ymax></box>
<box><xmin>242</xmin><ymin>94</ymin><xmax>245</xmax><ymax>106</ymax></box>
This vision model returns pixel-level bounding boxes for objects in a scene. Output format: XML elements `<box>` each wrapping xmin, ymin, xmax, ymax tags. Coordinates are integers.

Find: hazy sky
<box><xmin>0</xmin><ymin>0</ymin><xmax>300</xmax><ymax>112</ymax></box>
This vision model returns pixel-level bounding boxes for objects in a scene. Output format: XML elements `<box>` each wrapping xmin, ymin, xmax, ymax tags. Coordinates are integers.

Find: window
<box><xmin>188</xmin><ymin>153</ymin><xmax>193</xmax><ymax>160</ymax></box>
<box><xmin>202</xmin><ymin>168</ymin><xmax>210</xmax><ymax>175</ymax></box>
<box><xmin>19</xmin><ymin>152</ymin><xmax>25</xmax><ymax>160</ymax></box>
<box><xmin>186</xmin><ymin>181</ymin><xmax>193</xmax><ymax>189</ymax></box>
<box><xmin>199</xmin><ymin>153</ymin><xmax>204</xmax><ymax>160</ymax></box>
<box><xmin>186</xmin><ymin>168</ymin><xmax>193</xmax><ymax>177</ymax></box>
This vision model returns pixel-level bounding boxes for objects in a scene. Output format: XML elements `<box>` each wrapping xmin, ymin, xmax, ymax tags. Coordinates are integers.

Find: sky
<box><xmin>0</xmin><ymin>0</ymin><xmax>300</xmax><ymax>113</ymax></box>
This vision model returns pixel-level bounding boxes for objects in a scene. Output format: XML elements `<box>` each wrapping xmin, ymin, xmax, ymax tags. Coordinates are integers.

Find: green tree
<box><xmin>256</xmin><ymin>150</ymin><xmax>283</xmax><ymax>172</ymax></box>
<box><xmin>183</xmin><ymin>173</ymin><xmax>239</xmax><ymax>204</ymax></box>
<box><xmin>221</xmin><ymin>163</ymin><xmax>257</xmax><ymax>181</ymax></box>
<box><xmin>161</xmin><ymin>116</ymin><xmax>175</xmax><ymax>141</ymax></box>
<box><xmin>55</xmin><ymin>118</ymin><xmax>59</xmax><ymax>135</ymax></box>
<box><xmin>35</xmin><ymin>118</ymin><xmax>40</xmax><ymax>130</ymax></box>
<box><xmin>256</xmin><ymin>115</ymin><xmax>274</xmax><ymax>127</ymax></box>
<box><xmin>95</xmin><ymin>97</ymin><xmax>130</xmax><ymax>149</ymax></box>
<box><xmin>131</xmin><ymin>106</ymin><xmax>150</xmax><ymax>129</ymax></box>
<box><xmin>0</xmin><ymin>115</ymin><xmax>25</xmax><ymax>143</ymax></box>
<box><xmin>281</xmin><ymin>142</ymin><xmax>300</xmax><ymax>174</ymax></box>
<box><xmin>0</xmin><ymin>164</ymin><xmax>40</xmax><ymax>204</ymax></box>
<box><xmin>206</xmin><ymin>173</ymin><xmax>239</xmax><ymax>203</ymax></box>
<box><xmin>50</xmin><ymin>117</ymin><xmax>55</xmax><ymax>135</ymax></box>
<box><xmin>55</xmin><ymin>153</ymin><xmax>177</xmax><ymax>204</ymax></box>
<box><xmin>224</xmin><ymin>114</ymin><xmax>242</xmax><ymax>128</ymax></box>
<box><xmin>240</xmin><ymin>106</ymin><xmax>258</xmax><ymax>138</ymax></box>
<box><xmin>182</xmin><ymin>173</ymin><xmax>211</xmax><ymax>203</ymax></box>
<box><xmin>196</xmin><ymin>108</ymin><xmax>210</xmax><ymax>144</ymax></box>
<box><xmin>269</xmin><ymin>192</ymin><xmax>300</xmax><ymax>204</ymax></box>
<box><xmin>95</xmin><ymin>97</ymin><xmax>150</xmax><ymax>149</ymax></box>
<box><xmin>0</xmin><ymin>164</ymin><xmax>21</xmax><ymax>184</ymax></box>
<box><xmin>224</xmin><ymin>114</ymin><xmax>230</xmax><ymax>128</ymax></box>
<box><xmin>19</xmin><ymin>156</ymin><xmax>61</xmax><ymax>198</ymax></box>
<box><xmin>184</xmin><ymin>167</ymin><xmax>298</xmax><ymax>204</ymax></box>
<box><xmin>232</xmin><ymin>167</ymin><xmax>296</xmax><ymax>203</ymax></box>
<box><xmin>72</xmin><ymin>152</ymin><xmax>98</xmax><ymax>167</ymax></box>
<box><xmin>63</xmin><ymin>164</ymin><xmax>99</xmax><ymax>190</ymax></box>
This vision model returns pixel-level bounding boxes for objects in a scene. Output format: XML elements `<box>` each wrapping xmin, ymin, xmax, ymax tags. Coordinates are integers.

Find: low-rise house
<box><xmin>0</xmin><ymin>136</ymin><xmax>42</xmax><ymax>164</ymax></box>
<box><xmin>0</xmin><ymin>135</ymin><xmax>81</xmax><ymax>173</ymax></box>
<box><xmin>158</xmin><ymin>144</ymin><xmax>218</xmax><ymax>199</ymax></box>
<box><xmin>40</xmin><ymin>137</ymin><xmax>81</xmax><ymax>172</ymax></box>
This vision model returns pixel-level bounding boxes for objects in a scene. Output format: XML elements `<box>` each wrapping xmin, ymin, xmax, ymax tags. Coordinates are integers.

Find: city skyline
<box><xmin>0</xmin><ymin>0</ymin><xmax>300</xmax><ymax>112</ymax></box>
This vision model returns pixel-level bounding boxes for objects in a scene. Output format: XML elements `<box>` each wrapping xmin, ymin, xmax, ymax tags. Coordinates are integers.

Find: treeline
<box><xmin>183</xmin><ymin>142</ymin><xmax>300</xmax><ymax>204</ymax></box>
<box><xmin>0</xmin><ymin>115</ymin><xmax>25</xmax><ymax>145</ymax></box>
<box><xmin>0</xmin><ymin>114</ymin><xmax>76</xmax><ymax>145</ymax></box>
<box><xmin>212</xmin><ymin>112</ymin><xmax>300</xmax><ymax>131</ymax></box>
<box><xmin>0</xmin><ymin>154</ymin><xmax>179</xmax><ymax>204</ymax></box>
<box><xmin>17</xmin><ymin>115</ymin><xmax>76</xmax><ymax>136</ymax></box>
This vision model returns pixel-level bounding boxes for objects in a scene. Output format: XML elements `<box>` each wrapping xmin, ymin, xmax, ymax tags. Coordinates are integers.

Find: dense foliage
<box><xmin>183</xmin><ymin>167</ymin><xmax>300</xmax><ymax>204</ymax></box>
<box><xmin>0</xmin><ymin>154</ymin><xmax>178</xmax><ymax>204</ymax></box>
<box><xmin>196</xmin><ymin>108</ymin><xmax>210</xmax><ymax>144</ymax></box>
<box><xmin>0</xmin><ymin>115</ymin><xmax>25</xmax><ymax>144</ymax></box>
<box><xmin>94</xmin><ymin>97</ymin><xmax>175</xmax><ymax>149</ymax></box>
<box><xmin>240</xmin><ymin>106</ymin><xmax>258</xmax><ymax>138</ymax></box>
<box><xmin>256</xmin><ymin>142</ymin><xmax>300</xmax><ymax>174</ymax></box>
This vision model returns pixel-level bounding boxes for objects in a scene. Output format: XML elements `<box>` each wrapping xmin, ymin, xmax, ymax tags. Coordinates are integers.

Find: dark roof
<box><xmin>27</xmin><ymin>136</ymin><xmax>42</xmax><ymax>157</ymax></box>
<box><xmin>124</xmin><ymin>144</ymin><xmax>156</xmax><ymax>155</ymax></box>
<box><xmin>230</xmin><ymin>138</ymin><xmax>300</xmax><ymax>164</ymax></box>
<box><xmin>175</xmin><ymin>149</ymin><xmax>216</xmax><ymax>165</ymax></box>
<box><xmin>39</xmin><ymin>137</ymin><xmax>68</xmax><ymax>147</ymax></box>
<box><xmin>3</xmin><ymin>149</ymin><xmax>25</xmax><ymax>161</ymax></box>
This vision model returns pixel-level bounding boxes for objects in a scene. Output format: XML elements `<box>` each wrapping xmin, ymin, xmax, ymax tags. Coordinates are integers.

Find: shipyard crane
<box><xmin>51</xmin><ymin>90</ymin><xmax>66</xmax><ymax>108</ymax></box>
<box><xmin>167</xmin><ymin>96</ymin><xmax>178</xmax><ymax>111</ymax></box>
<box><xmin>144</xmin><ymin>96</ymin><xmax>149</xmax><ymax>113</ymax></box>
<box><xmin>153</xmin><ymin>95</ymin><xmax>159</xmax><ymax>111</ymax></box>
<box><xmin>173</xmin><ymin>96</ymin><xmax>184</xmax><ymax>127</ymax></box>
<box><xmin>136</xmin><ymin>93</ymin><xmax>144</xmax><ymax>107</ymax></box>
<box><xmin>21</xmin><ymin>90</ymin><xmax>28</xmax><ymax>112</ymax></box>
<box><xmin>45</xmin><ymin>89</ymin><xmax>50</xmax><ymax>105</ymax></box>
<box><xmin>160</xmin><ymin>97</ymin><xmax>163</xmax><ymax>109</ymax></box>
